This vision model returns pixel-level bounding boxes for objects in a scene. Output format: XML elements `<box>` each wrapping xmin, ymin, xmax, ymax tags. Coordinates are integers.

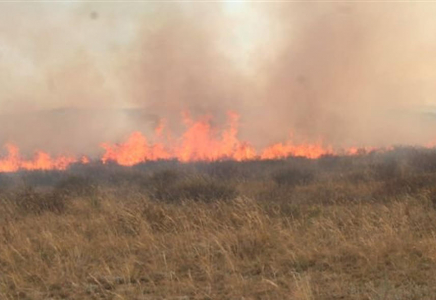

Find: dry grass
<box><xmin>2</xmin><ymin>150</ymin><xmax>436</xmax><ymax>299</ymax></box>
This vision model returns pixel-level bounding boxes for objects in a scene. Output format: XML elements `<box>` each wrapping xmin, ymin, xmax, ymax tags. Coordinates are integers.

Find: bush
<box><xmin>144</xmin><ymin>170</ymin><xmax>180</xmax><ymax>200</ymax></box>
<box><xmin>172</xmin><ymin>177</ymin><xmax>238</xmax><ymax>202</ymax></box>
<box><xmin>53</xmin><ymin>176</ymin><xmax>97</xmax><ymax>199</ymax></box>
<box><xmin>371</xmin><ymin>159</ymin><xmax>404</xmax><ymax>181</ymax></box>
<box><xmin>147</xmin><ymin>169</ymin><xmax>179</xmax><ymax>186</ymax></box>
<box><xmin>408</xmin><ymin>149</ymin><xmax>436</xmax><ymax>173</ymax></box>
<box><xmin>272</xmin><ymin>167</ymin><xmax>316</xmax><ymax>187</ymax></box>
<box><xmin>14</xmin><ymin>186</ymin><xmax>66</xmax><ymax>214</ymax></box>
<box><xmin>200</xmin><ymin>161</ymin><xmax>242</xmax><ymax>180</ymax></box>
<box><xmin>344</xmin><ymin>169</ymin><xmax>375</xmax><ymax>184</ymax></box>
<box><xmin>376</xmin><ymin>173</ymin><xmax>436</xmax><ymax>198</ymax></box>
<box><xmin>146</xmin><ymin>173</ymin><xmax>238</xmax><ymax>203</ymax></box>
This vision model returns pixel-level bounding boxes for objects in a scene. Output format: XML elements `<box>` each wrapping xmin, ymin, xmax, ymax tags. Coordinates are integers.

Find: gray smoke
<box><xmin>0</xmin><ymin>2</ymin><xmax>436</xmax><ymax>156</ymax></box>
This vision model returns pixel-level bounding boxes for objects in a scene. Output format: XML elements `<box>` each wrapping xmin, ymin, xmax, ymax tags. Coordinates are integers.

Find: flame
<box><xmin>100</xmin><ymin>112</ymin><xmax>257</xmax><ymax>165</ymax></box>
<box><xmin>0</xmin><ymin>144</ymin><xmax>82</xmax><ymax>172</ymax></box>
<box><xmin>100</xmin><ymin>131</ymin><xmax>172</xmax><ymax>166</ymax></box>
<box><xmin>0</xmin><ymin>110</ymin><xmax>435</xmax><ymax>173</ymax></box>
<box><xmin>427</xmin><ymin>139</ymin><xmax>436</xmax><ymax>148</ymax></box>
<box><xmin>345</xmin><ymin>146</ymin><xmax>375</xmax><ymax>156</ymax></box>
<box><xmin>260</xmin><ymin>139</ymin><xmax>333</xmax><ymax>160</ymax></box>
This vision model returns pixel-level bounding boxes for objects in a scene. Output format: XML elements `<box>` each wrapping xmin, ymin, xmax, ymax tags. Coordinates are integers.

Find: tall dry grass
<box><xmin>1</xmin><ymin>149</ymin><xmax>436</xmax><ymax>299</ymax></box>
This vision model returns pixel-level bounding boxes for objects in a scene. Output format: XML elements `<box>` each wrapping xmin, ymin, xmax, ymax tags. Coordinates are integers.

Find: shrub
<box><xmin>53</xmin><ymin>176</ymin><xmax>96</xmax><ymax>199</ymax></box>
<box><xmin>408</xmin><ymin>149</ymin><xmax>436</xmax><ymax>173</ymax></box>
<box><xmin>376</xmin><ymin>173</ymin><xmax>436</xmax><ymax>198</ymax></box>
<box><xmin>146</xmin><ymin>173</ymin><xmax>238</xmax><ymax>203</ymax></box>
<box><xmin>272</xmin><ymin>167</ymin><xmax>316</xmax><ymax>187</ymax></box>
<box><xmin>345</xmin><ymin>169</ymin><xmax>375</xmax><ymax>184</ymax></box>
<box><xmin>14</xmin><ymin>186</ymin><xmax>66</xmax><ymax>214</ymax></box>
<box><xmin>200</xmin><ymin>161</ymin><xmax>242</xmax><ymax>180</ymax></box>
<box><xmin>171</xmin><ymin>177</ymin><xmax>238</xmax><ymax>202</ymax></box>
<box><xmin>371</xmin><ymin>159</ymin><xmax>404</xmax><ymax>181</ymax></box>
<box><xmin>147</xmin><ymin>169</ymin><xmax>179</xmax><ymax>186</ymax></box>
<box><xmin>144</xmin><ymin>169</ymin><xmax>180</xmax><ymax>200</ymax></box>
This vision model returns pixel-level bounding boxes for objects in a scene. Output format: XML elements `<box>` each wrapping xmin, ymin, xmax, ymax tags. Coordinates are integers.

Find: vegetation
<box><xmin>2</xmin><ymin>147</ymin><xmax>436</xmax><ymax>299</ymax></box>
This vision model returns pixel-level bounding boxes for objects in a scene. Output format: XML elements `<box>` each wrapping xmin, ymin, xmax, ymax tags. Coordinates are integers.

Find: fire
<box><xmin>175</xmin><ymin>111</ymin><xmax>256</xmax><ymax>162</ymax></box>
<box><xmin>98</xmin><ymin>112</ymin><xmax>370</xmax><ymax>165</ymax></box>
<box><xmin>100</xmin><ymin>112</ymin><xmax>257</xmax><ymax>165</ymax></box>
<box><xmin>0</xmin><ymin>110</ymin><xmax>434</xmax><ymax>173</ymax></box>
<box><xmin>260</xmin><ymin>139</ymin><xmax>333</xmax><ymax>160</ymax></box>
<box><xmin>0</xmin><ymin>144</ymin><xmax>81</xmax><ymax>172</ymax></box>
<box><xmin>100</xmin><ymin>131</ymin><xmax>172</xmax><ymax>166</ymax></box>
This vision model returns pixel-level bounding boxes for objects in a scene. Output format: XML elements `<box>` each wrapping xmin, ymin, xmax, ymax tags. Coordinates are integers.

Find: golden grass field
<box><xmin>2</xmin><ymin>149</ymin><xmax>436</xmax><ymax>299</ymax></box>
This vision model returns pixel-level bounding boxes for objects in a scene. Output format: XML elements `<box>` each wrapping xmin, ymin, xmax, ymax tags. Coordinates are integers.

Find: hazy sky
<box><xmin>1</xmin><ymin>2</ymin><xmax>436</xmax><ymax>153</ymax></box>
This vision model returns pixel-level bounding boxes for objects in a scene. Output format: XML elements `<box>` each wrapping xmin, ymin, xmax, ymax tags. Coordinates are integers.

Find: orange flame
<box><xmin>260</xmin><ymin>140</ymin><xmax>333</xmax><ymax>160</ymax></box>
<box><xmin>0</xmin><ymin>144</ymin><xmax>81</xmax><ymax>172</ymax></box>
<box><xmin>0</xmin><ymin>111</ymin><xmax>435</xmax><ymax>173</ymax></box>
<box><xmin>100</xmin><ymin>112</ymin><xmax>257</xmax><ymax>165</ymax></box>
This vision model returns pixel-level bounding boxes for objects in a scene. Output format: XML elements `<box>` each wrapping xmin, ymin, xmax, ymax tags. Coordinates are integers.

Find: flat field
<box><xmin>2</xmin><ymin>148</ymin><xmax>436</xmax><ymax>299</ymax></box>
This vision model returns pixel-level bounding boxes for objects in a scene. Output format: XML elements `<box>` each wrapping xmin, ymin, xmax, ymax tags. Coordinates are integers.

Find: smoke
<box><xmin>253</xmin><ymin>3</ymin><xmax>436</xmax><ymax>147</ymax></box>
<box><xmin>1</xmin><ymin>2</ymin><xmax>436</xmax><ymax>155</ymax></box>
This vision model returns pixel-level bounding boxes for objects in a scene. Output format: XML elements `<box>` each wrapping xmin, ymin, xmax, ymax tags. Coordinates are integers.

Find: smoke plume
<box><xmin>1</xmin><ymin>2</ymin><xmax>436</xmax><ymax>155</ymax></box>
